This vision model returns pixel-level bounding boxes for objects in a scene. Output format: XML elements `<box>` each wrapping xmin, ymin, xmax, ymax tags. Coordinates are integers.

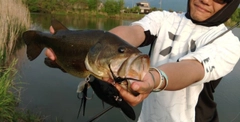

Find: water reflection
<box><xmin>30</xmin><ymin>13</ymin><xmax>130</xmax><ymax>31</ymax></box>
<box><xmin>16</xmin><ymin>14</ymin><xmax>240</xmax><ymax>122</ymax></box>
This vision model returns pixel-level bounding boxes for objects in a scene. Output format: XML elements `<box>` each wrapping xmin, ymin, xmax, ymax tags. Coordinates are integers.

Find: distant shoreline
<box><xmin>50</xmin><ymin>11</ymin><xmax>146</xmax><ymax>20</ymax></box>
<box><xmin>30</xmin><ymin>11</ymin><xmax>239</xmax><ymax>27</ymax></box>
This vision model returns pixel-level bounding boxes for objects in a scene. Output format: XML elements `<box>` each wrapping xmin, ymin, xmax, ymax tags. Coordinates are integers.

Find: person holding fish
<box><xmin>45</xmin><ymin>0</ymin><xmax>240</xmax><ymax>121</ymax></box>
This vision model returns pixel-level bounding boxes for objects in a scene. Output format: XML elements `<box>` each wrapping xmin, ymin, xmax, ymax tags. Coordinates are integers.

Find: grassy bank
<box><xmin>0</xmin><ymin>0</ymin><xmax>30</xmax><ymax>63</ymax></box>
<box><xmin>0</xmin><ymin>0</ymin><xmax>44</xmax><ymax>121</ymax></box>
<box><xmin>0</xmin><ymin>60</ymin><xmax>18</xmax><ymax>121</ymax></box>
<box><xmin>0</xmin><ymin>60</ymin><xmax>43</xmax><ymax>122</ymax></box>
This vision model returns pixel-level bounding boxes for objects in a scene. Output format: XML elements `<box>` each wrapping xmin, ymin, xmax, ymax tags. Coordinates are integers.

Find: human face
<box><xmin>189</xmin><ymin>0</ymin><xmax>227</xmax><ymax>21</ymax></box>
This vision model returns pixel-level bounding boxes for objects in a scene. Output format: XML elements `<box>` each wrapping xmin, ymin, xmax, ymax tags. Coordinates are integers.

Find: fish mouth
<box><xmin>109</xmin><ymin>54</ymin><xmax>150</xmax><ymax>96</ymax></box>
<box><xmin>85</xmin><ymin>51</ymin><xmax>150</xmax><ymax>96</ymax></box>
<box><xmin>108</xmin><ymin>64</ymin><xmax>141</xmax><ymax>83</ymax></box>
<box><xmin>108</xmin><ymin>64</ymin><xmax>141</xmax><ymax>96</ymax></box>
<box><xmin>110</xmin><ymin>54</ymin><xmax>150</xmax><ymax>81</ymax></box>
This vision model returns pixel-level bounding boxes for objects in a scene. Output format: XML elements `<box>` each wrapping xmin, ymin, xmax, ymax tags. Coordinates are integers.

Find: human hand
<box><xmin>112</xmin><ymin>72</ymin><xmax>154</xmax><ymax>106</ymax></box>
<box><xmin>45</xmin><ymin>26</ymin><xmax>56</xmax><ymax>60</ymax></box>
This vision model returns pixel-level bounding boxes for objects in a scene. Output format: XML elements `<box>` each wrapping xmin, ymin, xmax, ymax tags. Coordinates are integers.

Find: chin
<box><xmin>191</xmin><ymin>13</ymin><xmax>208</xmax><ymax>22</ymax></box>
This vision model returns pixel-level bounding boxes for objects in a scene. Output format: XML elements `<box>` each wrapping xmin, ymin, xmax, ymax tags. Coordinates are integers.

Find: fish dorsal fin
<box><xmin>51</xmin><ymin>19</ymin><xmax>68</xmax><ymax>34</ymax></box>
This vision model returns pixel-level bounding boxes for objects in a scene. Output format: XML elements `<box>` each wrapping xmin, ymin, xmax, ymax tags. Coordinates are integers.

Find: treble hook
<box><xmin>108</xmin><ymin>64</ymin><xmax>141</xmax><ymax>83</ymax></box>
<box><xmin>77</xmin><ymin>76</ymin><xmax>94</xmax><ymax>118</ymax></box>
<box><xmin>108</xmin><ymin>64</ymin><xmax>140</xmax><ymax>96</ymax></box>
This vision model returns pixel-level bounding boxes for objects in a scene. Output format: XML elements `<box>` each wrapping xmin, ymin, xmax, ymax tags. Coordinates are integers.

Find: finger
<box><xmin>49</xmin><ymin>26</ymin><xmax>55</xmax><ymax>34</ymax></box>
<box><xmin>131</xmin><ymin>80</ymin><xmax>153</xmax><ymax>94</ymax></box>
<box><xmin>45</xmin><ymin>48</ymin><xmax>56</xmax><ymax>60</ymax></box>
<box><xmin>102</xmin><ymin>77</ymin><xmax>114</xmax><ymax>84</ymax></box>
<box><xmin>114</xmin><ymin>83</ymin><xmax>145</xmax><ymax>106</ymax></box>
<box><xmin>130</xmin><ymin>72</ymin><xmax>155</xmax><ymax>94</ymax></box>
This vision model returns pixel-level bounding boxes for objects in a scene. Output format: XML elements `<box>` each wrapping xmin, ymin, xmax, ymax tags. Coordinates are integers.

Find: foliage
<box><xmin>26</xmin><ymin>0</ymin><xmax>58</xmax><ymax>13</ymax></box>
<box><xmin>104</xmin><ymin>0</ymin><xmax>124</xmax><ymax>14</ymax></box>
<box><xmin>25</xmin><ymin>0</ymin><xmax>97</xmax><ymax>13</ymax></box>
<box><xmin>0</xmin><ymin>0</ymin><xmax>30</xmax><ymax>63</ymax></box>
<box><xmin>0</xmin><ymin>0</ymin><xmax>43</xmax><ymax>121</ymax></box>
<box><xmin>25</xmin><ymin>0</ymin><xmax>39</xmax><ymax>12</ymax></box>
<box><xmin>25</xmin><ymin>0</ymin><xmax>124</xmax><ymax>14</ymax></box>
<box><xmin>131</xmin><ymin>6</ymin><xmax>140</xmax><ymax>13</ymax></box>
<box><xmin>87</xmin><ymin>0</ymin><xmax>100</xmax><ymax>10</ymax></box>
<box><xmin>0</xmin><ymin>59</ymin><xmax>43</xmax><ymax>122</ymax></box>
<box><xmin>230</xmin><ymin>8</ymin><xmax>240</xmax><ymax>22</ymax></box>
<box><xmin>151</xmin><ymin>7</ymin><xmax>158</xmax><ymax>11</ymax></box>
<box><xmin>0</xmin><ymin>60</ymin><xmax>18</xmax><ymax>121</ymax></box>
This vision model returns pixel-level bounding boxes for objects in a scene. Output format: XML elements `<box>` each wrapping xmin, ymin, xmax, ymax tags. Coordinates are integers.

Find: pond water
<box><xmin>15</xmin><ymin>14</ymin><xmax>240</xmax><ymax>122</ymax></box>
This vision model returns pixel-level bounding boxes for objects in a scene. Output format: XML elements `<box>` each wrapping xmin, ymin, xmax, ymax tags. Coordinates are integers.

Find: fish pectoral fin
<box><xmin>117</xmin><ymin>99</ymin><xmax>136</xmax><ymax>120</ymax></box>
<box><xmin>44</xmin><ymin>58</ymin><xmax>66</xmax><ymax>73</ymax></box>
<box><xmin>51</xmin><ymin>19</ymin><xmax>68</xmax><ymax>34</ymax></box>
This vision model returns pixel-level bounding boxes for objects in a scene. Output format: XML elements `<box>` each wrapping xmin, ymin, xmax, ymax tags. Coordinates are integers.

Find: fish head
<box><xmin>85</xmin><ymin>32</ymin><xmax>150</xmax><ymax>95</ymax></box>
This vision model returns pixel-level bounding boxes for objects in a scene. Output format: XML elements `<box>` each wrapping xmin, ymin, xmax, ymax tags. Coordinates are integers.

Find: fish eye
<box><xmin>118</xmin><ymin>47</ymin><xmax>126</xmax><ymax>53</ymax></box>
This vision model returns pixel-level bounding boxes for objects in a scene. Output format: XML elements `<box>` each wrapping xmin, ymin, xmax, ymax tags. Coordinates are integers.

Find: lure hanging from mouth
<box><xmin>77</xmin><ymin>75</ymin><xmax>136</xmax><ymax>120</ymax></box>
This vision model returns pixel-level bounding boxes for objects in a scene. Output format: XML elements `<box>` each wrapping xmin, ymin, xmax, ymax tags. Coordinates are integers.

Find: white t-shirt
<box><xmin>132</xmin><ymin>11</ymin><xmax>240</xmax><ymax>122</ymax></box>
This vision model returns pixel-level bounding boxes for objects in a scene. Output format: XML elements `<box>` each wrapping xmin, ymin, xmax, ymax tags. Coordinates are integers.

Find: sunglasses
<box><xmin>213</xmin><ymin>0</ymin><xmax>232</xmax><ymax>4</ymax></box>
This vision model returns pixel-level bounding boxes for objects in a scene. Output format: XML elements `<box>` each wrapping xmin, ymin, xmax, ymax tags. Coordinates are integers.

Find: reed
<box><xmin>0</xmin><ymin>59</ymin><xmax>43</xmax><ymax>122</ymax></box>
<box><xmin>0</xmin><ymin>60</ymin><xmax>18</xmax><ymax>121</ymax></box>
<box><xmin>0</xmin><ymin>0</ymin><xmax>43</xmax><ymax>121</ymax></box>
<box><xmin>0</xmin><ymin>0</ymin><xmax>30</xmax><ymax>63</ymax></box>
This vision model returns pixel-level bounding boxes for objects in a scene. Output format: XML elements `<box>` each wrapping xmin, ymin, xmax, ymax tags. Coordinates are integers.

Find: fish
<box><xmin>22</xmin><ymin>19</ymin><xmax>150</xmax><ymax>120</ymax></box>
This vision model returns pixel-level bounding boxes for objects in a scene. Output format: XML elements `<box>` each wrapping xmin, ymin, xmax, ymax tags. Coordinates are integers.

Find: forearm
<box><xmin>109</xmin><ymin>25</ymin><xmax>145</xmax><ymax>47</ymax></box>
<box><xmin>151</xmin><ymin>60</ymin><xmax>205</xmax><ymax>91</ymax></box>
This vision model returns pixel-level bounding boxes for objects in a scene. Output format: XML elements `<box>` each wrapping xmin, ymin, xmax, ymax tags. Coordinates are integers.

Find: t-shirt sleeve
<box><xmin>179</xmin><ymin>32</ymin><xmax>240</xmax><ymax>86</ymax></box>
<box><xmin>131</xmin><ymin>11</ymin><xmax>174</xmax><ymax>46</ymax></box>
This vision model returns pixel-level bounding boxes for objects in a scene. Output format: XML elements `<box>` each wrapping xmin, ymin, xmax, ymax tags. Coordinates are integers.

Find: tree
<box><xmin>231</xmin><ymin>8</ymin><xmax>240</xmax><ymax>22</ymax></box>
<box><xmin>104</xmin><ymin>0</ymin><xmax>125</xmax><ymax>14</ymax></box>
<box><xmin>25</xmin><ymin>0</ymin><xmax>40</xmax><ymax>12</ymax></box>
<box><xmin>25</xmin><ymin>0</ymin><xmax>57</xmax><ymax>13</ymax></box>
<box><xmin>151</xmin><ymin>7</ymin><xmax>157</xmax><ymax>11</ymax></box>
<box><xmin>131</xmin><ymin>6</ymin><xmax>140</xmax><ymax>13</ymax></box>
<box><xmin>88</xmin><ymin>0</ymin><xmax>99</xmax><ymax>10</ymax></box>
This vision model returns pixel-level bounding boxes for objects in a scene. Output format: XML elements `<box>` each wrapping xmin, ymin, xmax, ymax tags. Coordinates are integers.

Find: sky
<box><xmin>125</xmin><ymin>0</ymin><xmax>188</xmax><ymax>12</ymax></box>
<box><xmin>125</xmin><ymin>0</ymin><xmax>240</xmax><ymax>12</ymax></box>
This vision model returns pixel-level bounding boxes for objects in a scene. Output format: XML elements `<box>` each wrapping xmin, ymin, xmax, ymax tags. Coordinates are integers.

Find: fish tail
<box><xmin>22</xmin><ymin>30</ymin><xmax>44</xmax><ymax>61</ymax></box>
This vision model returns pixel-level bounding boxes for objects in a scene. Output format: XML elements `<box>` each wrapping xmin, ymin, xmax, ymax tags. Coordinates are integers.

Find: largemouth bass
<box><xmin>23</xmin><ymin>20</ymin><xmax>149</xmax><ymax>89</ymax></box>
<box><xmin>22</xmin><ymin>19</ymin><xmax>150</xmax><ymax>120</ymax></box>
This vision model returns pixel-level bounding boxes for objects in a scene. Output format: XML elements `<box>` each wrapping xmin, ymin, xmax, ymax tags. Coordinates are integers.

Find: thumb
<box><xmin>131</xmin><ymin>79</ymin><xmax>153</xmax><ymax>94</ymax></box>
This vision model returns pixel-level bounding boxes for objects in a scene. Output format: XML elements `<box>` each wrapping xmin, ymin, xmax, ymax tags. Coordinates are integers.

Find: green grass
<box><xmin>0</xmin><ymin>59</ymin><xmax>44</xmax><ymax>122</ymax></box>
<box><xmin>0</xmin><ymin>0</ymin><xmax>45</xmax><ymax>121</ymax></box>
<box><xmin>0</xmin><ymin>60</ymin><xmax>18</xmax><ymax>121</ymax></box>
